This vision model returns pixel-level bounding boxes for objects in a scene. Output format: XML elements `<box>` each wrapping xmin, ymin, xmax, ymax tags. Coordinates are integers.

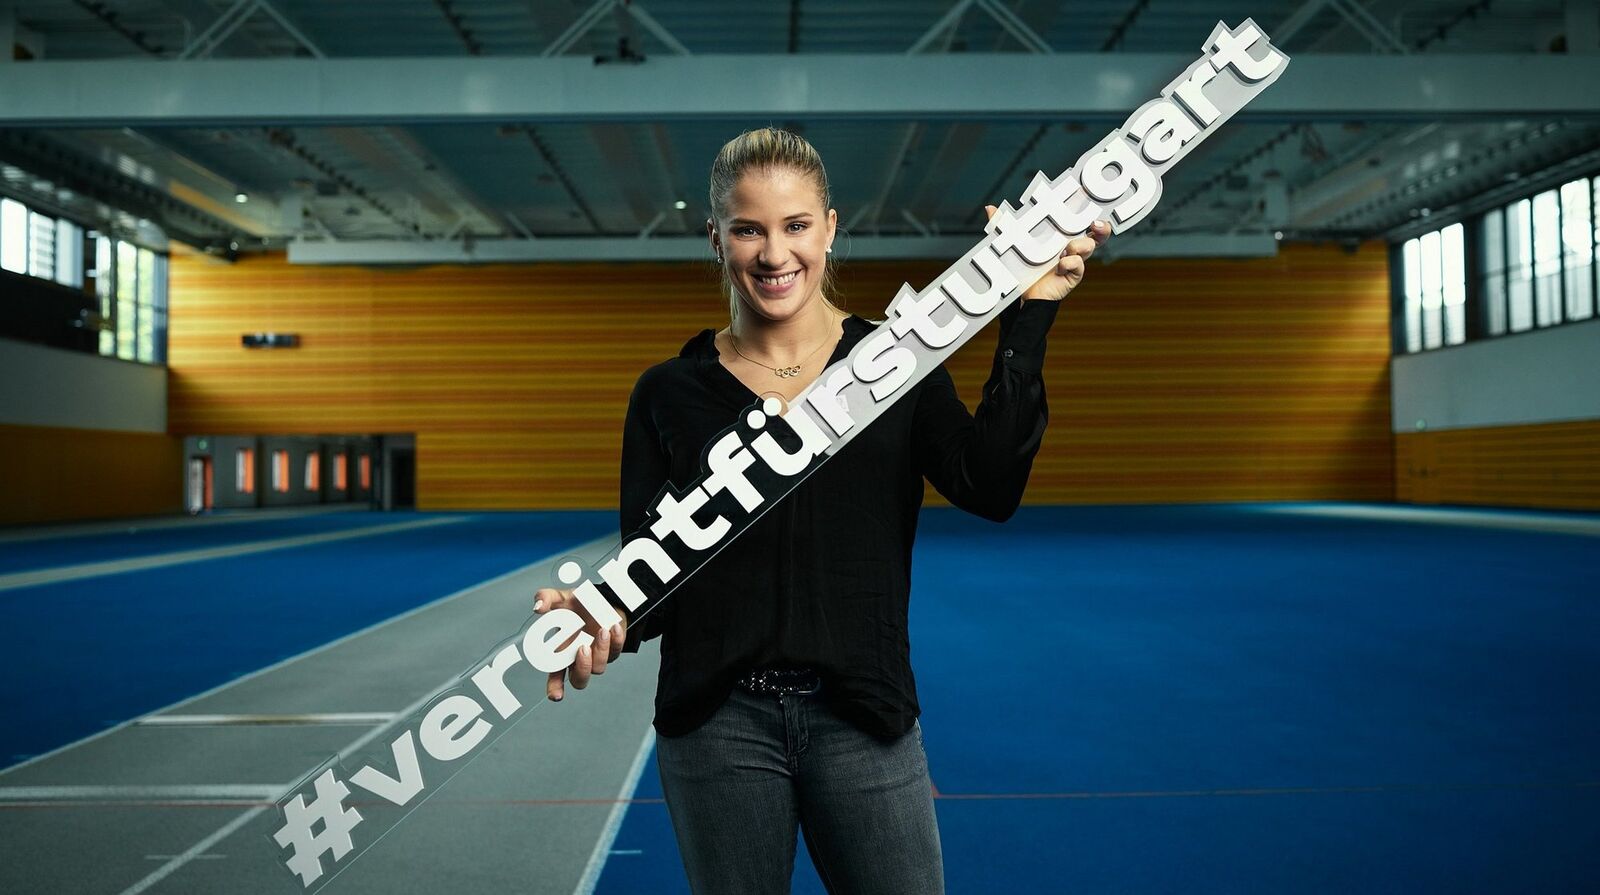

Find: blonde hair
<box><xmin>708</xmin><ymin>127</ymin><xmax>843</xmax><ymax>323</ymax></box>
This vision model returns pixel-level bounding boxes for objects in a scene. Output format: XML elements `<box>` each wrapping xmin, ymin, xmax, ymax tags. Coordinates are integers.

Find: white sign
<box><xmin>271</xmin><ymin>20</ymin><xmax>1289</xmax><ymax>890</ymax></box>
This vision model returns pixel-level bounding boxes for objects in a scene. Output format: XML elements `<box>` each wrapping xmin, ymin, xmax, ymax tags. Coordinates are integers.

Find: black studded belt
<box><xmin>735</xmin><ymin>666</ymin><xmax>823</xmax><ymax>697</ymax></box>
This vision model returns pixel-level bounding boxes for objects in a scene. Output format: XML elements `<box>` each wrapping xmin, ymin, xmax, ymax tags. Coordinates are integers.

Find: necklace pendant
<box><xmin>775</xmin><ymin>365</ymin><xmax>800</xmax><ymax>379</ymax></box>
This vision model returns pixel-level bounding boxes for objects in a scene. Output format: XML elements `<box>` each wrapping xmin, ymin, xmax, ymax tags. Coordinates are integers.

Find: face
<box><xmin>709</xmin><ymin>167</ymin><xmax>837</xmax><ymax>323</ymax></box>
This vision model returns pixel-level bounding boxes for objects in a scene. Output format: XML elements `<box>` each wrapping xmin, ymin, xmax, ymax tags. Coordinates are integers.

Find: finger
<box><xmin>547</xmin><ymin>669</ymin><xmax>565</xmax><ymax>702</ymax></box>
<box><xmin>984</xmin><ymin>204</ymin><xmax>998</xmax><ymax>221</ymax></box>
<box><xmin>590</xmin><ymin>625</ymin><xmax>611</xmax><ymax>676</ymax></box>
<box><xmin>534</xmin><ymin>587</ymin><xmax>566</xmax><ymax>613</ymax></box>
<box><xmin>1059</xmin><ymin>254</ymin><xmax>1086</xmax><ymax>278</ymax></box>
<box><xmin>609</xmin><ymin>623</ymin><xmax>626</xmax><ymax>662</ymax></box>
<box><xmin>1066</xmin><ymin>235</ymin><xmax>1097</xmax><ymax>259</ymax></box>
<box><xmin>1090</xmin><ymin>219</ymin><xmax>1111</xmax><ymax>245</ymax></box>
<box><xmin>569</xmin><ymin>644</ymin><xmax>593</xmax><ymax>690</ymax></box>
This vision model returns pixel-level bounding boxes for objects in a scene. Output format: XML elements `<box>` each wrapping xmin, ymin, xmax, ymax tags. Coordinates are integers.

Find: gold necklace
<box><xmin>729</xmin><ymin>321</ymin><xmax>836</xmax><ymax>379</ymax></box>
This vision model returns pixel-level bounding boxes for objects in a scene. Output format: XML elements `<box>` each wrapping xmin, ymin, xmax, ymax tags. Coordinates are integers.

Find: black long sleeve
<box><xmin>913</xmin><ymin>297</ymin><xmax>1059</xmax><ymax>521</ymax></box>
<box><xmin>607</xmin><ymin>301</ymin><xmax>1059</xmax><ymax>739</ymax></box>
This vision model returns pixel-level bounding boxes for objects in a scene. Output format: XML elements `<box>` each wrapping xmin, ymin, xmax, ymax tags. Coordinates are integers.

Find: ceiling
<box><xmin>0</xmin><ymin>0</ymin><xmax>1594</xmax><ymax>262</ymax></box>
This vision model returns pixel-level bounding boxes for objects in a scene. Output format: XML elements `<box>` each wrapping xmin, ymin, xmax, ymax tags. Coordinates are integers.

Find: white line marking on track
<box><xmin>138</xmin><ymin>713</ymin><xmax>396</xmax><ymax>726</ymax></box>
<box><xmin>119</xmin><ymin>806</ymin><xmax>268</xmax><ymax>895</ymax></box>
<box><xmin>108</xmin><ymin>535</ymin><xmax>616</xmax><ymax>895</ymax></box>
<box><xmin>0</xmin><ymin>515</ymin><xmax>466</xmax><ymax>592</ymax></box>
<box><xmin>575</xmin><ymin>725</ymin><xmax>657</xmax><ymax>895</ymax></box>
<box><xmin>1255</xmin><ymin>503</ymin><xmax>1600</xmax><ymax>537</ymax></box>
<box><xmin>0</xmin><ymin>785</ymin><xmax>288</xmax><ymax>802</ymax></box>
<box><xmin>0</xmin><ymin>505</ymin><xmax>362</xmax><ymax>545</ymax></box>
<box><xmin>0</xmin><ymin>522</ymin><xmax>577</xmax><ymax>781</ymax></box>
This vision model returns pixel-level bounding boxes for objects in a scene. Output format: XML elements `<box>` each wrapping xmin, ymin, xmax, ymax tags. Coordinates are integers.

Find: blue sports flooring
<box><xmin>595</xmin><ymin>504</ymin><xmax>1600</xmax><ymax>893</ymax></box>
<box><xmin>0</xmin><ymin>510</ymin><xmax>614</xmax><ymax>764</ymax></box>
<box><xmin>2</xmin><ymin>504</ymin><xmax>1596</xmax><ymax>892</ymax></box>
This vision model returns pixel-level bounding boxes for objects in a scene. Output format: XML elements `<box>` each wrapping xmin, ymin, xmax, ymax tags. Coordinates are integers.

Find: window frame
<box><xmin>1396</xmin><ymin>172</ymin><xmax>1600</xmax><ymax>356</ymax></box>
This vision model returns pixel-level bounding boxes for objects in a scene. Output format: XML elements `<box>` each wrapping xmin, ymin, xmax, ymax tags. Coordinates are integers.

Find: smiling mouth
<box><xmin>754</xmin><ymin>272</ymin><xmax>799</xmax><ymax>287</ymax></box>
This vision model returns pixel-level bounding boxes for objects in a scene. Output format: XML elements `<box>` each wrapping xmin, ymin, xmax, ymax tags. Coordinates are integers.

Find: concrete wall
<box><xmin>0</xmin><ymin>336</ymin><xmax>165</xmax><ymax>433</ymax></box>
<box><xmin>1391</xmin><ymin>318</ymin><xmax>1600</xmax><ymax>433</ymax></box>
<box><xmin>1391</xmin><ymin>319</ymin><xmax>1600</xmax><ymax>509</ymax></box>
<box><xmin>0</xmin><ymin>338</ymin><xmax>179</xmax><ymax>526</ymax></box>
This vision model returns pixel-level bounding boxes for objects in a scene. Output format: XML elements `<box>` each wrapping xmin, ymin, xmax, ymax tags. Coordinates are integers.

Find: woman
<box><xmin>535</xmin><ymin>127</ymin><xmax>1107</xmax><ymax>894</ymax></box>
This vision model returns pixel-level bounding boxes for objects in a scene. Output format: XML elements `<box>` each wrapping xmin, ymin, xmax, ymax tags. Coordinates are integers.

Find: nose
<box><xmin>757</xmin><ymin>234</ymin><xmax>791</xmax><ymax>269</ymax></box>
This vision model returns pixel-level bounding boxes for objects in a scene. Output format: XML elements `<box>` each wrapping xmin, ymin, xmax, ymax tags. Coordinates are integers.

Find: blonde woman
<box><xmin>536</xmin><ymin>127</ymin><xmax>1107</xmax><ymax>894</ymax></box>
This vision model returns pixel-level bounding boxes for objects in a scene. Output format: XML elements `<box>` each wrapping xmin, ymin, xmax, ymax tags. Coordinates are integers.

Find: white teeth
<box><xmin>756</xmin><ymin>272</ymin><xmax>798</xmax><ymax>286</ymax></box>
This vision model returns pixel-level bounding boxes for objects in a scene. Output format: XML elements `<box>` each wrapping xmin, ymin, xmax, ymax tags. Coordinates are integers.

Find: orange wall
<box><xmin>168</xmin><ymin>243</ymin><xmax>1394</xmax><ymax>510</ymax></box>
<box><xmin>1396</xmin><ymin>420</ymin><xmax>1600</xmax><ymax>510</ymax></box>
<box><xmin>0</xmin><ymin>424</ymin><xmax>183</xmax><ymax>525</ymax></box>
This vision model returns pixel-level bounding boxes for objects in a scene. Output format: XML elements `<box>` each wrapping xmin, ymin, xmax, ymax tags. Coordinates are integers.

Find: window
<box><xmin>1399</xmin><ymin>223</ymin><xmax>1465</xmax><ymax>352</ymax></box>
<box><xmin>334</xmin><ymin>454</ymin><xmax>348</xmax><ymax>491</ymax></box>
<box><xmin>1419</xmin><ymin>172</ymin><xmax>1600</xmax><ymax>355</ymax></box>
<box><xmin>236</xmin><ymin>448</ymin><xmax>256</xmax><ymax>494</ymax></box>
<box><xmin>27</xmin><ymin>210</ymin><xmax>54</xmax><ymax>280</ymax></box>
<box><xmin>54</xmin><ymin>219</ymin><xmax>83</xmax><ymax>288</ymax></box>
<box><xmin>1441</xmin><ymin>224</ymin><xmax>1466</xmax><ymax>346</ymax></box>
<box><xmin>116</xmin><ymin>240</ymin><xmax>138</xmax><ymax>361</ymax></box>
<box><xmin>1</xmin><ymin>193</ymin><xmax>166</xmax><ymax>363</ymax></box>
<box><xmin>137</xmin><ymin>247</ymin><xmax>157</xmax><ymax>363</ymax></box>
<box><xmin>1531</xmin><ymin>189</ymin><xmax>1561</xmax><ymax>326</ymax></box>
<box><xmin>305</xmin><ymin>453</ymin><xmax>321</xmax><ymax>491</ymax></box>
<box><xmin>95</xmin><ymin>236</ymin><xmax>114</xmax><ymax>357</ymax></box>
<box><xmin>1483</xmin><ymin>208</ymin><xmax>1507</xmax><ymax>335</ymax></box>
<box><xmin>1560</xmin><ymin>177</ymin><xmax>1594</xmax><ymax>321</ymax></box>
<box><xmin>0</xmin><ymin>198</ymin><xmax>26</xmax><ymax>273</ymax></box>
<box><xmin>1402</xmin><ymin>239</ymin><xmax>1422</xmax><ymax>352</ymax></box>
<box><xmin>1507</xmin><ymin>198</ymin><xmax>1534</xmax><ymax>332</ymax></box>
<box><xmin>272</xmin><ymin>450</ymin><xmax>290</xmax><ymax>493</ymax></box>
<box><xmin>360</xmin><ymin>455</ymin><xmax>372</xmax><ymax>490</ymax></box>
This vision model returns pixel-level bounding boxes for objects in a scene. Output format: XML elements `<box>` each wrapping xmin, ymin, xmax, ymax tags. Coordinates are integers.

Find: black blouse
<box><xmin>615</xmin><ymin>297</ymin><xmax>1060</xmax><ymax>740</ymax></box>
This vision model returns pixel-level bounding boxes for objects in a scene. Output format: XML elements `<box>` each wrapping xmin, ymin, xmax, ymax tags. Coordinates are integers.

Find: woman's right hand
<box><xmin>533</xmin><ymin>587</ymin><xmax>627</xmax><ymax>701</ymax></box>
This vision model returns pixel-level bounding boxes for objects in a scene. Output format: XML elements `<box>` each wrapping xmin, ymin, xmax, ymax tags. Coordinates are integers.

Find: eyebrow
<box><xmin>729</xmin><ymin>213</ymin><xmax>815</xmax><ymax>225</ymax></box>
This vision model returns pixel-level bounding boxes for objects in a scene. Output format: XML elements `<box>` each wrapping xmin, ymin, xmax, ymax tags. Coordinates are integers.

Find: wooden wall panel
<box><xmin>0</xmin><ymin>424</ymin><xmax>182</xmax><ymax>525</ymax></box>
<box><xmin>169</xmin><ymin>242</ymin><xmax>1393</xmax><ymax>510</ymax></box>
<box><xmin>1396</xmin><ymin>421</ymin><xmax>1600</xmax><ymax>510</ymax></box>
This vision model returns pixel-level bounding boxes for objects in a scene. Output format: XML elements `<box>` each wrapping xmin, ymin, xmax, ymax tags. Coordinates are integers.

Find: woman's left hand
<box><xmin>983</xmin><ymin>207</ymin><xmax>1111</xmax><ymax>302</ymax></box>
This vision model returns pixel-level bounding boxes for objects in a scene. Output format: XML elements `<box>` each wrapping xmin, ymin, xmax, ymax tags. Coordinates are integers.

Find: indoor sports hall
<box><xmin>1</xmin><ymin>2</ymin><xmax>1596</xmax><ymax>893</ymax></box>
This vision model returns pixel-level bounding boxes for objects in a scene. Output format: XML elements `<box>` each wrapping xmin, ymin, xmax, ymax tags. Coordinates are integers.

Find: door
<box><xmin>390</xmin><ymin>449</ymin><xmax>416</xmax><ymax>509</ymax></box>
<box><xmin>186</xmin><ymin>457</ymin><xmax>213</xmax><ymax>514</ymax></box>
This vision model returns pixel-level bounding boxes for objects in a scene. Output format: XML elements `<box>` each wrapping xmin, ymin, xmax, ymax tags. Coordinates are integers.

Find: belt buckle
<box><xmin>740</xmin><ymin>667</ymin><xmax>821</xmax><ymax>697</ymax></box>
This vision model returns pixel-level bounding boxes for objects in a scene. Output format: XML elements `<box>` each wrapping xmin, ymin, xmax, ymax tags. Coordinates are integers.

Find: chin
<box><xmin>740</xmin><ymin>281</ymin><xmax>819</xmax><ymax>319</ymax></box>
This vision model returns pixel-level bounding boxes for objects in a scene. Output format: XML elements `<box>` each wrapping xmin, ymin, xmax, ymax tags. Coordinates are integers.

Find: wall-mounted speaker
<box><xmin>242</xmin><ymin>333</ymin><xmax>300</xmax><ymax>349</ymax></box>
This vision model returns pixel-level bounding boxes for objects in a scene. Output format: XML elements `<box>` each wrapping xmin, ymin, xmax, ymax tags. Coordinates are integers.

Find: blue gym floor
<box><xmin>596</xmin><ymin>504</ymin><xmax>1600</xmax><ymax>893</ymax></box>
<box><xmin>0</xmin><ymin>510</ymin><xmax>615</xmax><ymax>765</ymax></box>
<box><xmin>2</xmin><ymin>503</ymin><xmax>1596</xmax><ymax>892</ymax></box>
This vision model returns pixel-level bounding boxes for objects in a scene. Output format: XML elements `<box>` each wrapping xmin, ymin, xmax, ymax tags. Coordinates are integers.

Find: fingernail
<box><xmin>580</xmin><ymin>645</ymin><xmax>590</xmax><ymax>657</ymax></box>
<box><xmin>534</xmin><ymin>600</ymin><xmax>544</xmax><ymax>611</ymax></box>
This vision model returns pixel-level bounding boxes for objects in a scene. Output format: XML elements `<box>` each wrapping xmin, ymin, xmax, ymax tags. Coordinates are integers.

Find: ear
<box><xmin>825</xmin><ymin>207</ymin><xmax>838</xmax><ymax>250</ymax></box>
<box><xmin>706</xmin><ymin>218</ymin><xmax>720</xmax><ymax>258</ymax></box>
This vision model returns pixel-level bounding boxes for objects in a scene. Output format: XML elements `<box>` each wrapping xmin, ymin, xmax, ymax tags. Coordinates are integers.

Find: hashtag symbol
<box><xmin>273</xmin><ymin>769</ymin><xmax>364</xmax><ymax>887</ymax></box>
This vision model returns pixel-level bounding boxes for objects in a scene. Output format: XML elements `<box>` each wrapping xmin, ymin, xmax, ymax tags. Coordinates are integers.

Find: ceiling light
<box><xmin>674</xmin><ymin>200</ymin><xmax>687</xmax><ymax>210</ymax></box>
<box><xmin>235</xmin><ymin>192</ymin><xmax>249</xmax><ymax>203</ymax></box>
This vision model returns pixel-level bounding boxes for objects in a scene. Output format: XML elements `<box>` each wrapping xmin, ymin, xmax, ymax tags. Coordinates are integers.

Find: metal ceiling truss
<box><xmin>9</xmin><ymin>53</ymin><xmax>1596</xmax><ymax>127</ymax></box>
<box><xmin>542</xmin><ymin>0</ymin><xmax>690</xmax><ymax>58</ymax></box>
<box><xmin>0</xmin><ymin>130</ymin><xmax>246</xmax><ymax>253</ymax></box>
<box><xmin>178</xmin><ymin>0</ymin><xmax>324</xmax><ymax>60</ymax></box>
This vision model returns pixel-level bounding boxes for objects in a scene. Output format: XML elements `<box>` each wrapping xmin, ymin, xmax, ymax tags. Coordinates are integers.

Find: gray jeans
<box><xmin>655</xmin><ymin>685</ymin><xmax>945</xmax><ymax>895</ymax></box>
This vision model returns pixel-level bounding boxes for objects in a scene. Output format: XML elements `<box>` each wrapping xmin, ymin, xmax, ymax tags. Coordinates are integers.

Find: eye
<box><xmin>734</xmin><ymin>226</ymin><xmax>759</xmax><ymax>238</ymax></box>
<box><xmin>787</xmin><ymin>221</ymin><xmax>808</xmax><ymax>233</ymax></box>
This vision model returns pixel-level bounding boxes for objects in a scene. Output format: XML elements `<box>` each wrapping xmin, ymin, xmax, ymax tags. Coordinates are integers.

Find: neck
<box><xmin>730</xmin><ymin>296</ymin><xmax>843</xmax><ymax>365</ymax></box>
